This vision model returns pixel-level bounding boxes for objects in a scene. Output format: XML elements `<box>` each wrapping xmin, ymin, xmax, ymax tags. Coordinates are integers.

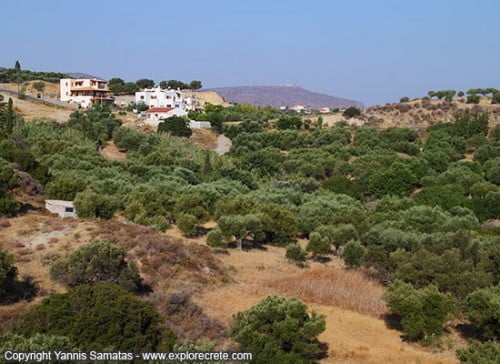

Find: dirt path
<box><xmin>100</xmin><ymin>141</ymin><xmax>126</xmax><ymax>160</ymax></box>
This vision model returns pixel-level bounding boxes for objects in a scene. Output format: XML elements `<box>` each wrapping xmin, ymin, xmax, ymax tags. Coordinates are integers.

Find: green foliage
<box><xmin>206</xmin><ymin>228</ymin><xmax>226</xmax><ymax>248</ymax></box>
<box><xmin>464</xmin><ymin>286</ymin><xmax>500</xmax><ymax>340</ymax></box>
<box><xmin>67</xmin><ymin>105</ymin><xmax>121</xmax><ymax>144</ymax></box>
<box><xmin>400</xmin><ymin>96</ymin><xmax>410</xmax><ymax>103</ymax></box>
<box><xmin>45</xmin><ymin>174</ymin><xmax>87</xmax><ymax>200</ymax></box>
<box><xmin>457</xmin><ymin>341</ymin><xmax>500</xmax><ymax>364</ymax></box>
<box><xmin>49</xmin><ymin>240</ymin><xmax>140</xmax><ymax>291</ymax></box>
<box><xmin>135</xmin><ymin>78</ymin><xmax>155</xmax><ymax>89</ymax></box>
<box><xmin>0</xmin><ymin>249</ymin><xmax>17</xmax><ymax>296</ymax></box>
<box><xmin>231</xmin><ymin>296</ymin><xmax>326</xmax><ymax>363</ymax></box>
<box><xmin>0</xmin><ymin>67</ymin><xmax>66</xmax><ymax>83</ymax></box>
<box><xmin>492</xmin><ymin>91</ymin><xmax>500</xmax><ymax>104</ymax></box>
<box><xmin>176</xmin><ymin>213</ymin><xmax>199</xmax><ymax>236</ymax></box>
<box><xmin>306</xmin><ymin>232</ymin><xmax>331</xmax><ymax>257</ymax></box>
<box><xmin>342</xmin><ymin>241</ymin><xmax>365</xmax><ymax>268</ymax></box>
<box><xmin>368</xmin><ymin>162</ymin><xmax>418</xmax><ymax>197</ymax></box>
<box><xmin>15</xmin><ymin>283</ymin><xmax>175</xmax><ymax>352</ymax></box>
<box><xmin>0</xmin><ymin>333</ymin><xmax>79</xmax><ymax>360</ymax></box>
<box><xmin>74</xmin><ymin>189</ymin><xmax>118</xmax><ymax>219</ymax></box>
<box><xmin>276</xmin><ymin>115</ymin><xmax>302</xmax><ymax>130</ymax></box>
<box><xmin>384</xmin><ymin>282</ymin><xmax>454</xmax><ymax>342</ymax></box>
<box><xmin>466</xmin><ymin>94</ymin><xmax>480</xmax><ymax>104</ymax></box>
<box><xmin>285</xmin><ymin>243</ymin><xmax>307</xmax><ymax>265</ymax></box>
<box><xmin>108</xmin><ymin>78</ymin><xmax>138</xmax><ymax>94</ymax></box>
<box><xmin>342</xmin><ymin>106</ymin><xmax>361</xmax><ymax>118</ymax></box>
<box><xmin>158</xmin><ymin>116</ymin><xmax>192</xmax><ymax>138</ymax></box>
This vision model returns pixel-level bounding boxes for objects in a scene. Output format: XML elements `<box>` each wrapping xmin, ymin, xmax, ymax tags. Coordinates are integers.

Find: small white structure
<box><xmin>144</xmin><ymin>107</ymin><xmax>188</xmax><ymax>127</ymax></box>
<box><xmin>45</xmin><ymin>200</ymin><xmax>77</xmax><ymax>218</ymax></box>
<box><xmin>319</xmin><ymin>107</ymin><xmax>331</xmax><ymax>113</ymax></box>
<box><xmin>60</xmin><ymin>78</ymin><xmax>113</xmax><ymax>108</ymax></box>
<box><xmin>135</xmin><ymin>87</ymin><xmax>194</xmax><ymax>110</ymax></box>
<box><xmin>189</xmin><ymin>121</ymin><xmax>211</xmax><ymax>129</ymax></box>
<box><xmin>290</xmin><ymin>104</ymin><xmax>306</xmax><ymax>112</ymax></box>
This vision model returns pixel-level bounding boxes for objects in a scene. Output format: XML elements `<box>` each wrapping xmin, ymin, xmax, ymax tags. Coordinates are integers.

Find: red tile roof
<box><xmin>146</xmin><ymin>107</ymin><xmax>174</xmax><ymax>113</ymax></box>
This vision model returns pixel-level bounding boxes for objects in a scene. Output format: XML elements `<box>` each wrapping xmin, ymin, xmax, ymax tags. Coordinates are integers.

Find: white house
<box><xmin>60</xmin><ymin>78</ymin><xmax>113</xmax><ymax>108</ymax></box>
<box><xmin>290</xmin><ymin>104</ymin><xmax>306</xmax><ymax>112</ymax></box>
<box><xmin>135</xmin><ymin>87</ymin><xmax>194</xmax><ymax>110</ymax></box>
<box><xmin>45</xmin><ymin>200</ymin><xmax>77</xmax><ymax>218</ymax></box>
<box><xmin>144</xmin><ymin>107</ymin><xmax>188</xmax><ymax>127</ymax></box>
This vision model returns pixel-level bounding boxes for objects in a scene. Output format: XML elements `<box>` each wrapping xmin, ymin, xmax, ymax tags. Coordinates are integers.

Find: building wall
<box><xmin>45</xmin><ymin>201</ymin><xmax>77</xmax><ymax>218</ymax></box>
<box><xmin>135</xmin><ymin>88</ymin><xmax>194</xmax><ymax>110</ymax></box>
<box><xmin>145</xmin><ymin>109</ymin><xmax>189</xmax><ymax>127</ymax></box>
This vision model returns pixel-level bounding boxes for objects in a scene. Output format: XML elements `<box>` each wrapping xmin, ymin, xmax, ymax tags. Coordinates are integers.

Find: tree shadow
<box><xmin>316</xmin><ymin>341</ymin><xmax>330</xmax><ymax>360</ymax></box>
<box><xmin>456</xmin><ymin>323</ymin><xmax>483</xmax><ymax>341</ymax></box>
<box><xmin>313</xmin><ymin>255</ymin><xmax>332</xmax><ymax>263</ymax></box>
<box><xmin>0</xmin><ymin>276</ymin><xmax>39</xmax><ymax>305</ymax></box>
<box><xmin>382</xmin><ymin>313</ymin><xmax>404</xmax><ymax>332</ymax></box>
<box><xmin>136</xmin><ymin>281</ymin><xmax>154</xmax><ymax>296</ymax></box>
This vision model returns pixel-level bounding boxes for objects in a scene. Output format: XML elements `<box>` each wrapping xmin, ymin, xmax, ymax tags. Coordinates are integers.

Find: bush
<box><xmin>206</xmin><ymin>228</ymin><xmax>226</xmax><ymax>248</ymax></box>
<box><xmin>492</xmin><ymin>91</ymin><xmax>500</xmax><ymax>104</ymax></box>
<box><xmin>176</xmin><ymin>213</ymin><xmax>198</xmax><ymax>236</ymax></box>
<box><xmin>464</xmin><ymin>286</ymin><xmax>500</xmax><ymax>340</ymax></box>
<box><xmin>342</xmin><ymin>241</ymin><xmax>365</xmax><ymax>268</ymax></box>
<box><xmin>306</xmin><ymin>232</ymin><xmax>331</xmax><ymax>258</ymax></box>
<box><xmin>384</xmin><ymin>282</ymin><xmax>454</xmax><ymax>342</ymax></box>
<box><xmin>285</xmin><ymin>243</ymin><xmax>307</xmax><ymax>265</ymax></box>
<box><xmin>231</xmin><ymin>296</ymin><xmax>326</xmax><ymax>363</ymax></box>
<box><xmin>400</xmin><ymin>96</ymin><xmax>410</xmax><ymax>103</ymax></box>
<box><xmin>74</xmin><ymin>189</ymin><xmax>118</xmax><ymax>219</ymax></box>
<box><xmin>15</xmin><ymin>283</ymin><xmax>175</xmax><ymax>352</ymax></box>
<box><xmin>49</xmin><ymin>240</ymin><xmax>140</xmax><ymax>291</ymax></box>
<box><xmin>45</xmin><ymin>175</ymin><xmax>87</xmax><ymax>201</ymax></box>
<box><xmin>457</xmin><ymin>341</ymin><xmax>500</xmax><ymax>364</ymax></box>
<box><xmin>343</xmin><ymin>106</ymin><xmax>361</xmax><ymax>118</ymax></box>
<box><xmin>0</xmin><ymin>249</ymin><xmax>17</xmax><ymax>295</ymax></box>
<box><xmin>0</xmin><ymin>333</ymin><xmax>79</xmax><ymax>357</ymax></box>
<box><xmin>466</xmin><ymin>94</ymin><xmax>480</xmax><ymax>104</ymax></box>
<box><xmin>158</xmin><ymin>117</ymin><xmax>192</xmax><ymax>138</ymax></box>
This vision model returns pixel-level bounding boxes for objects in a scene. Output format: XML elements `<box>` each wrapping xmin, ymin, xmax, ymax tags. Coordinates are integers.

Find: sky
<box><xmin>1</xmin><ymin>0</ymin><xmax>499</xmax><ymax>105</ymax></box>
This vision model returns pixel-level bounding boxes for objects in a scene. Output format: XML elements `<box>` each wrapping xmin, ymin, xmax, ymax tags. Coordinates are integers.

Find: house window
<box><xmin>65</xmin><ymin>207</ymin><xmax>74</xmax><ymax>213</ymax></box>
<box><xmin>140</xmin><ymin>96</ymin><xmax>144</xmax><ymax>99</ymax></box>
<box><xmin>151</xmin><ymin>96</ymin><xmax>157</xmax><ymax>99</ymax></box>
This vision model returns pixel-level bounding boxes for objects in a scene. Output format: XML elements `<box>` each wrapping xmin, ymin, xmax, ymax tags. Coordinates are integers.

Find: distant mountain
<box><xmin>64</xmin><ymin>72</ymin><xmax>102</xmax><ymax>80</ymax></box>
<box><xmin>209</xmin><ymin>85</ymin><xmax>363</xmax><ymax>109</ymax></box>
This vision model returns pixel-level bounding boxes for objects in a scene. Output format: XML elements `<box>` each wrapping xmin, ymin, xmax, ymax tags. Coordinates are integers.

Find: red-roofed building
<box><xmin>144</xmin><ymin>106</ymin><xmax>188</xmax><ymax>127</ymax></box>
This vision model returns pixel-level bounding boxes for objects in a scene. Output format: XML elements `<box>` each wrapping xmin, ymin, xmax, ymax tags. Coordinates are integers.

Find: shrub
<box><xmin>158</xmin><ymin>116</ymin><xmax>192</xmax><ymax>138</ymax></box>
<box><xmin>0</xmin><ymin>333</ymin><xmax>79</xmax><ymax>356</ymax></box>
<box><xmin>464</xmin><ymin>286</ymin><xmax>500</xmax><ymax>340</ymax></box>
<box><xmin>285</xmin><ymin>243</ymin><xmax>307</xmax><ymax>265</ymax></box>
<box><xmin>306</xmin><ymin>232</ymin><xmax>331</xmax><ymax>258</ymax></box>
<box><xmin>342</xmin><ymin>241</ymin><xmax>365</xmax><ymax>268</ymax></box>
<box><xmin>384</xmin><ymin>282</ymin><xmax>454</xmax><ymax>342</ymax></box>
<box><xmin>492</xmin><ymin>91</ymin><xmax>500</xmax><ymax>104</ymax></box>
<box><xmin>466</xmin><ymin>94</ymin><xmax>480</xmax><ymax>104</ymax></box>
<box><xmin>0</xmin><ymin>249</ymin><xmax>17</xmax><ymax>295</ymax></box>
<box><xmin>176</xmin><ymin>213</ymin><xmax>199</xmax><ymax>236</ymax></box>
<box><xmin>342</xmin><ymin>106</ymin><xmax>361</xmax><ymax>118</ymax></box>
<box><xmin>45</xmin><ymin>175</ymin><xmax>87</xmax><ymax>201</ymax></box>
<box><xmin>49</xmin><ymin>240</ymin><xmax>140</xmax><ymax>291</ymax></box>
<box><xmin>206</xmin><ymin>228</ymin><xmax>226</xmax><ymax>248</ymax></box>
<box><xmin>231</xmin><ymin>296</ymin><xmax>326</xmax><ymax>363</ymax></box>
<box><xmin>74</xmin><ymin>189</ymin><xmax>118</xmax><ymax>219</ymax></box>
<box><xmin>457</xmin><ymin>341</ymin><xmax>500</xmax><ymax>364</ymax></box>
<box><xmin>15</xmin><ymin>283</ymin><xmax>175</xmax><ymax>352</ymax></box>
<box><xmin>400</xmin><ymin>96</ymin><xmax>410</xmax><ymax>103</ymax></box>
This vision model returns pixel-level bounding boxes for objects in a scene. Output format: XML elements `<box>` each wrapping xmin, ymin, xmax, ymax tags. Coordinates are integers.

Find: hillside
<box><xmin>209</xmin><ymin>85</ymin><xmax>363</xmax><ymax>109</ymax></box>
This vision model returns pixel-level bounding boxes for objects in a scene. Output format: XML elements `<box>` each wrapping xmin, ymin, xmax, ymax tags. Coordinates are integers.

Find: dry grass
<box><xmin>100</xmin><ymin>141</ymin><xmax>127</xmax><ymax>160</ymax></box>
<box><xmin>265</xmin><ymin>267</ymin><xmax>386</xmax><ymax>316</ymax></box>
<box><xmin>189</xmin><ymin>129</ymin><xmax>218</xmax><ymax>150</ymax></box>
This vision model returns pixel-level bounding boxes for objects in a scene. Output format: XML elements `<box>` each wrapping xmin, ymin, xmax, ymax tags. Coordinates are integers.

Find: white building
<box><xmin>60</xmin><ymin>78</ymin><xmax>113</xmax><ymax>108</ymax></box>
<box><xmin>144</xmin><ymin>107</ymin><xmax>188</xmax><ymax>127</ymax></box>
<box><xmin>189</xmin><ymin>121</ymin><xmax>211</xmax><ymax>129</ymax></box>
<box><xmin>290</xmin><ymin>104</ymin><xmax>306</xmax><ymax>112</ymax></box>
<box><xmin>135</xmin><ymin>87</ymin><xmax>195</xmax><ymax>110</ymax></box>
<box><xmin>45</xmin><ymin>200</ymin><xmax>77</xmax><ymax>218</ymax></box>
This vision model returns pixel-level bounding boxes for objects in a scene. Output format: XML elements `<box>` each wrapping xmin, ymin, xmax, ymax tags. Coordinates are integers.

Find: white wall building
<box><xmin>144</xmin><ymin>107</ymin><xmax>188</xmax><ymax>127</ymax></box>
<box><xmin>135</xmin><ymin>87</ymin><xmax>195</xmax><ymax>110</ymax></box>
<box><xmin>45</xmin><ymin>200</ymin><xmax>77</xmax><ymax>218</ymax></box>
<box><xmin>189</xmin><ymin>121</ymin><xmax>211</xmax><ymax>129</ymax></box>
<box><xmin>60</xmin><ymin>78</ymin><xmax>113</xmax><ymax>108</ymax></box>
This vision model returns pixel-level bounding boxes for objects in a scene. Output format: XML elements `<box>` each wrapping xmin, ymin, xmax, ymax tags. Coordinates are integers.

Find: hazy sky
<box><xmin>2</xmin><ymin>0</ymin><xmax>499</xmax><ymax>105</ymax></box>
